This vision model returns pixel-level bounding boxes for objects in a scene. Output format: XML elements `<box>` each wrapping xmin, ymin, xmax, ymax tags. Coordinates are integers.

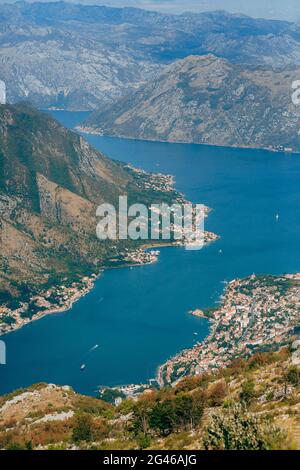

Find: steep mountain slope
<box><xmin>0</xmin><ymin>348</ymin><xmax>299</xmax><ymax>450</ymax></box>
<box><xmin>0</xmin><ymin>103</ymin><xmax>181</xmax><ymax>321</ymax></box>
<box><xmin>83</xmin><ymin>55</ymin><xmax>300</xmax><ymax>151</ymax></box>
<box><xmin>2</xmin><ymin>3</ymin><xmax>300</xmax><ymax>109</ymax></box>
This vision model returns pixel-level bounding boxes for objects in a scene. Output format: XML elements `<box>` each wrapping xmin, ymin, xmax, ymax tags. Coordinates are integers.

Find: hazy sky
<box><xmin>2</xmin><ymin>0</ymin><xmax>300</xmax><ymax>22</ymax></box>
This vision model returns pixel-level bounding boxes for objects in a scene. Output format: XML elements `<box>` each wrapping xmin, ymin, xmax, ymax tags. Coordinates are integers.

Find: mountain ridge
<box><xmin>2</xmin><ymin>2</ymin><xmax>300</xmax><ymax>109</ymax></box>
<box><xmin>82</xmin><ymin>54</ymin><xmax>300</xmax><ymax>151</ymax></box>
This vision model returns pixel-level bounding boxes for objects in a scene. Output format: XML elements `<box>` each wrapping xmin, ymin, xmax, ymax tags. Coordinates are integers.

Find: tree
<box><xmin>149</xmin><ymin>400</ymin><xmax>176</xmax><ymax>436</ymax></box>
<box><xmin>132</xmin><ymin>394</ymin><xmax>155</xmax><ymax>436</ymax></box>
<box><xmin>174</xmin><ymin>394</ymin><xmax>194</xmax><ymax>431</ymax></box>
<box><xmin>174</xmin><ymin>392</ymin><xmax>204</xmax><ymax>431</ymax></box>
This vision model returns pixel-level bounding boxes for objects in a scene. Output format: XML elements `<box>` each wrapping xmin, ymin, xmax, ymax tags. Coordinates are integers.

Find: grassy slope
<box><xmin>0</xmin><ymin>348</ymin><xmax>299</xmax><ymax>450</ymax></box>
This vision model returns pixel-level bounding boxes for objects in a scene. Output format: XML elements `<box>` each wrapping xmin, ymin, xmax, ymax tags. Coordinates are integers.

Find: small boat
<box><xmin>219</xmin><ymin>249</ymin><xmax>223</xmax><ymax>254</ymax></box>
<box><xmin>276</xmin><ymin>213</ymin><xmax>280</xmax><ymax>222</ymax></box>
<box><xmin>193</xmin><ymin>332</ymin><xmax>198</xmax><ymax>336</ymax></box>
<box><xmin>80</xmin><ymin>364</ymin><xmax>86</xmax><ymax>371</ymax></box>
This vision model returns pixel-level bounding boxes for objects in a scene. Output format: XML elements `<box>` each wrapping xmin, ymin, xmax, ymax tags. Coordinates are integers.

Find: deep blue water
<box><xmin>1</xmin><ymin>110</ymin><xmax>300</xmax><ymax>396</ymax></box>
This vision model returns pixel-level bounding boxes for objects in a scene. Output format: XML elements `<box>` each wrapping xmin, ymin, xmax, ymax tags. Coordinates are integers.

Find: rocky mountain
<box><xmin>82</xmin><ymin>54</ymin><xmax>300</xmax><ymax>151</ymax></box>
<box><xmin>2</xmin><ymin>3</ymin><xmax>300</xmax><ymax>109</ymax></box>
<box><xmin>0</xmin><ymin>348</ymin><xmax>299</xmax><ymax>450</ymax></box>
<box><xmin>0</xmin><ymin>103</ymin><xmax>180</xmax><ymax>315</ymax></box>
<box><xmin>0</xmin><ymin>3</ymin><xmax>161</xmax><ymax>110</ymax></box>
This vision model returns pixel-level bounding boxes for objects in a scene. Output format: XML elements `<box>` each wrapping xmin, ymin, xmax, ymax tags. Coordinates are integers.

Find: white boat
<box><xmin>185</xmin><ymin>241</ymin><xmax>203</xmax><ymax>251</ymax></box>
<box><xmin>80</xmin><ymin>364</ymin><xmax>86</xmax><ymax>371</ymax></box>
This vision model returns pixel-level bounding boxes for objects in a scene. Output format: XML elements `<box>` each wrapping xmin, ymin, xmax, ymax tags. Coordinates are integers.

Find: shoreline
<box><xmin>76</xmin><ymin>126</ymin><xmax>300</xmax><ymax>156</ymax></box>
<box><xmin>0</xmin><ymin>159</ymin><xmax>218</xmax><ymax>339</ymax></box>
<box><xmin>0</xmin><ymin>231</ymin><xmax>219</xmax><ymax>338</ymax></box>
<box><xmin>157</xmin><ymin>273</ymin><xmax>300</xmax><ymax>386</ymax></box>
<box><xmin>0</xmin><ymin>275</ymin><xmax>99</xmax><ymax>337</ymax></box>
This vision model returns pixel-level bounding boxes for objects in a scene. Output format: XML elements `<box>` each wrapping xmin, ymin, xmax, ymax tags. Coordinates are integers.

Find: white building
<box><xmin>0</xmin><ymin>80</ymin><xmax>6</xmax><ymax>104</ymax></box>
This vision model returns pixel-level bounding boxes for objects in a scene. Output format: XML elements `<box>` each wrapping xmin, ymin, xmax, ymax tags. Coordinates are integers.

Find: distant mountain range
<box><xmin>82</xmin><ymin>54</ymin><xmax>300</xmax><ymax>151</ymax></box>
<box><xmin>2</xmin><ymin>2</ymin><xmax>300</xmax><ymax>109</ymax></box>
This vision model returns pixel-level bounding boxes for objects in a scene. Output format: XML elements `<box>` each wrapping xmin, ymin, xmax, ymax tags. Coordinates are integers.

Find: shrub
<box><xmin>206</xmin><ymin>380</ymin><xmax>228</xmax><ymax>406</ymax></box>
<box><xmin>203</xmin><ymin>404</ymin><xmax>288</xmax><ymax>450</ymax></box>
<box><xmin>285</xmin><ymin>366</ymin><xmax>300</xmax><ymax>386</ymax></box>
<box><xmin>72</xmin><ymin>414</ymin><xmax>93</xmax><ymax>443</ymax></box>
<box><xmin>136</xmin><ymin>433</ymin><xmax>151</xmax><ymax>450</ymax></box>
<box><xmin>239</xmin><ymin>379</ymin><xmax>256</xmax><ymax>406</ymax></box>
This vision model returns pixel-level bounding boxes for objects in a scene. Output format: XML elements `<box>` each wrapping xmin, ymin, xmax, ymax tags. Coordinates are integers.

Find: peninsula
<box><xmin>158</xmin><ymin>274</ymin><xmax>300</xmax><ymax>385</ymax></box>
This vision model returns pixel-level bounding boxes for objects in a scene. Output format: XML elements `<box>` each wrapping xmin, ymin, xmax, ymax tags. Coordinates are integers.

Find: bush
<box><xmin>203</xmin><ymin>404</ymin><xmax>288</xmax><ymax>450</ymax></box>
<box><xmin>239</xmin><ymin>379</ymin><xmax>256</xmax><ymax>406</ymax></box>
<box><xmin>72</xmin><ymin>414</ymin><xmax>93</xmax><ymax>443</ymax></box>
<box><xmin>6</xmin><ymin>442</ymin><xmax>26</xmax><ymax>450</ymax></box>
<box><xmin>206</xmin><ymin>380</ymin><xmax>228</xmax><ymax>406</ymax></box>
<box><xmin>285</xmin><ymin>366</ymin><xmax>300</xmax><ymax>386</ymax></box>
<box><xmin>136</xmin><ymin>433</ymin><xmax>151</xmax><ymax>450</ymax></box>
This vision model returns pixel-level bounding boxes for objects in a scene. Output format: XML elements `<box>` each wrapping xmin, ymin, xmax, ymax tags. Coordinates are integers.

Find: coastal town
<box><xmin>125</xmin><ymin>165</ymin><xmax>178</xmax><ymax>195</ymax></box>
<box><xmin>158</xmin><ymin>273</ymin><xmax>300</xmax><ymax>385</ymax></box>
<box><xmin>107</xmin><ymin>248</ymin><xmax>161</xmax><ymax>267</ymax></box>
<box><xmin>0</xmin><ymin>275</ymin><xmax>98</xmax><ymax>335</ymax></box>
